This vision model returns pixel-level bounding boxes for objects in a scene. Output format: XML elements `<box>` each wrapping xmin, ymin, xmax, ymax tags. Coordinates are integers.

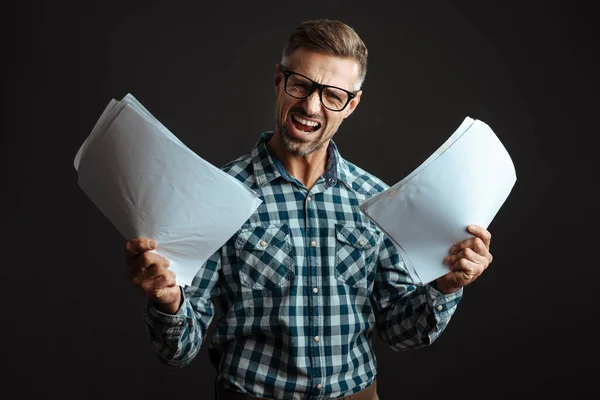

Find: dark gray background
<box><xmin>3</xmin><ymin>0</ymin><xmax>598</xmax><ymax>398</ymax></box>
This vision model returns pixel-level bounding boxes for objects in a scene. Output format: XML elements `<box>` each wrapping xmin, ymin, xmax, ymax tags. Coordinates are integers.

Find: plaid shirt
<box><xmin>144</xmin><ymin>132</ymin><xmax>463</xmax><ymax>399</ymax></box>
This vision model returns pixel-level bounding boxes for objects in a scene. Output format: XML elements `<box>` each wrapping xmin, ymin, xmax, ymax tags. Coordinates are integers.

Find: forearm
<box><xmin>144</xmin><ymin>287</ymin><xmax>208</xmax><ymax>368</ymax></box>
<box><xmin>375</xmin><ymin>284</ymin><xmax>463</xmax><ymax>351</ymax></box>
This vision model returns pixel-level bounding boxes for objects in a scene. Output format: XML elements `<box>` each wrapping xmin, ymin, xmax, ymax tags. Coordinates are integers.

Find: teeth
<box><xmin>293</xmin><ymin>115</ymin><xmax>319</xmax><ymax>127</ymax></box>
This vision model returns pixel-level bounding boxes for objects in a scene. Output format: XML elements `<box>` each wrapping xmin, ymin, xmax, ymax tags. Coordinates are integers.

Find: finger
<box><xmin>467</xmin><ymin>236</ymin><xmax>493</xmax><ymax>264</ymax></box>
<box><xmin>444</xmin><ymin>247</ymin><xmax>489</xmax><ymax>269</ymax></box>
<box><xmin>139</xmin><ymin>251</ymin><xmax>169</xmax><ymax>269</ymax></box>
<box><xmin>467</xmin><ymin>225</ymin><xmax>491</xmax><ymax>249</ymax></box>
<box><xmin>125</xmin><ymin>238</ymin><xmax>157</xmax><ymax>260</ymax></box>
<box><xmin>469</xmin><ymin>237</ymin><xmax>492</xmax><ymax>261</ymax></box>
<box><xmin>449</xmin><ymin>257</ymin><xmax>481</xmax><ymax>283</ymax></box>
<box><xmin>131</xmin><ymin>263</ymin><xmax>171</xmax><ymax>286</ymax></box>
<box><xmin>129</xmin><ymin>253</ymin><xmax>170</xmax><ymax>285</ymax></box>
<box><xmin>127</xmin><ymin>253</ymin><xmax>170</xmax><ymax>284</ymax></box>
<box><xmin>449</xmin><ymin>237</ymin><xmax>476</xmax><ymax>255</ymax></box>
<box><xmin>449</xmin><ymin>236</ymin><xmax>489</xmax><ymax>258</ymax></box>
<box><xmin>127</xmin><ymin>251</ymin><xmax>170</xmax><ymax>274</ymax></box>
<box><xmin>140</xmin><ymin>270</ymin><xmax>177</xmax><ymax>295</ymax></box>
<box><xmin>141</xmin><ymin>272</ymin><xmax>178</xmax><ymax>301</ymax></box>
<box><xmin>128</xmin><ymin>250</ymin><xmax>169</xmax><ymax>274</ymax></box>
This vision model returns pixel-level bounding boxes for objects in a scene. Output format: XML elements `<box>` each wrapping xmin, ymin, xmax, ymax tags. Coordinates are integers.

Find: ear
<box><xmin>274</xmin><ymin>64</ymin><xmax>282</xmax><ymax>94</ymax></box>
<box><xmin>342</xmin><ymin>90</ymin><xmax>362</xmax><ymax>119</ymax></box>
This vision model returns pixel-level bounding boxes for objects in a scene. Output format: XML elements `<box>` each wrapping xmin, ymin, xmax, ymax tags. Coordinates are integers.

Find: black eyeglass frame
<box><xmin>278</xmin><ymin>64</ymin><xmax>357</xmax><ymax>112</ymax></box>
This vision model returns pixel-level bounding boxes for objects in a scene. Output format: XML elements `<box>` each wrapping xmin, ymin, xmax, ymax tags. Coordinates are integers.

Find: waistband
<box><xmin>215</xmin><ymin>379</ymin><xmax>378</xmax><ymax>400</ymax></box>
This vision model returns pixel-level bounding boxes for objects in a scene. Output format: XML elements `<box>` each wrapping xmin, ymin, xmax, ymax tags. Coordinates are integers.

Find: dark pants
<box><xmin>215</xmin><ymin>379</ymin><xmax>379</xmax><ymax>400</ymax></box>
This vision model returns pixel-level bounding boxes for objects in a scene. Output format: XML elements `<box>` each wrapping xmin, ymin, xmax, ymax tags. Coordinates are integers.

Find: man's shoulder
<box><xmin>220</xmin><ymin>153</ymin><xmax>255</xmax><ymax>186</ymax></box>
<box><xmin>341</xmin><ymin>158</ymin><xmax>390</xmax><ymax>195</ymax></box>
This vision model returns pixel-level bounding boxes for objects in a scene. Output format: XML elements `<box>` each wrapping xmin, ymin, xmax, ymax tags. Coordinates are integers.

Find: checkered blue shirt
<box><xmin>144</xmin><ymin>132</ymin><xmax>463</xmax><ymax>399</ymax></box>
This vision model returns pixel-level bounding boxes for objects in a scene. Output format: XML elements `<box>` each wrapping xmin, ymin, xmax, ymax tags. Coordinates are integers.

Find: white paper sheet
<box><xmin>359</xmin><ymin>117</ymin><xmax>516</xmax><ymax>284</ymax></box>
<box><xmin>74</xmin><ymin>94</ymin><xmax>262</xmax><ymax>286</ymax></box>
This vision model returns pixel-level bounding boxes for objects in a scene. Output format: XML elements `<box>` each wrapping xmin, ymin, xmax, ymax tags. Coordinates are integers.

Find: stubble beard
<box><xmin>278</xmin><ymin>125</ymin><xmax>329</xmax><ymax>157</ymax></box>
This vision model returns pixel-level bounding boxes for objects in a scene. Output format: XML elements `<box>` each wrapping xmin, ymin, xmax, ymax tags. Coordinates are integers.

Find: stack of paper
<box><xmin>359</xmin><ymin>117</ymin><xmax>516</xmax><ymax>284</ymax></box>
<box><xmin>74</xmin><ymin>93</ymin><xmax>262</xmax><ymax>286</ymax></box>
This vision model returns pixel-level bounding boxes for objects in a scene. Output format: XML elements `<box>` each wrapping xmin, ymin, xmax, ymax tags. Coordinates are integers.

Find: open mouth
<box><xmin>291</xmin><ymin>114</ymin><xmax>321</xmax><ymax>134</ymax></box>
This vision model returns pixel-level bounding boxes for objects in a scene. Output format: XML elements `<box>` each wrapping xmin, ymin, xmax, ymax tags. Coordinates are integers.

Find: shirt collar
<box><xmin>251</xmin><ymin>131</ymin><xmax>357</xmax><ymax>191</ymax></box>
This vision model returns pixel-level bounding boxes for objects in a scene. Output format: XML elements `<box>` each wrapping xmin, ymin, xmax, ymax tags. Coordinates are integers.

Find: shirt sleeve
<box><xmin>143</xmin><ymin>249</ymin><xmax>222</xmax><ymax>368</ymax></box>
<box><xmin>371</xmin><ymin>235</ymin><xmax>463</xmax><ymax>352</ymax></box>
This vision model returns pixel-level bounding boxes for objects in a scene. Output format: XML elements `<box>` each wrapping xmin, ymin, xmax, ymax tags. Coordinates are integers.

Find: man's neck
<box><xmin>267</xmin><ymin>133</ymin><xmax>329</xmax><ymax>190</ymax></box>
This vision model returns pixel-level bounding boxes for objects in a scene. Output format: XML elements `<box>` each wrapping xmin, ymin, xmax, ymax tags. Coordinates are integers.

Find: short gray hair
<box><xmin>282</xmin><ymin>19</ymin><xmax>368</xmax><ymax>89</ymax></box>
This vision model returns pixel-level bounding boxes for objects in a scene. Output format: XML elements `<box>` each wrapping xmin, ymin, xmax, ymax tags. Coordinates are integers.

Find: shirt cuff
<box><xmin>427</xmin><ymin>283</ymin><xmax>463</xmax><ymax>319</ymax></box>
<box><xmin>144</xmin><ymin>286</ymin><xmax>187</xmax><ymax>329</ymax></box>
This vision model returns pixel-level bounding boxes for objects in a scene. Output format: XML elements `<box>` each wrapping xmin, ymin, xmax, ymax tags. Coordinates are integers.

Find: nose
<box><xmin>302</xmin><ymin>90</ymin><xmax>322</xmax><ymax>116</ymax></box>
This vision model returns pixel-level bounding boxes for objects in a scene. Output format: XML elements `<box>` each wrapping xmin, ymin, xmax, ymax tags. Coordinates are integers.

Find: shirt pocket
<box><xmin>335</xmin><ymin>224</ymin><xmax>381</xmax><ymax>289</ymax></box>
<box><xmin>234</xmin><ymin>223</ymin><xmax>295</xmax><ymax>290</ymax></box>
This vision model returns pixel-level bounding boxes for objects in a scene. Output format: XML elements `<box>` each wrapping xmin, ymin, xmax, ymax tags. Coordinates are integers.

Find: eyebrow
<box><xmin>295</xmin><ymin>70</ymin><xmax>355</xmax><ymax>93</ymax></box>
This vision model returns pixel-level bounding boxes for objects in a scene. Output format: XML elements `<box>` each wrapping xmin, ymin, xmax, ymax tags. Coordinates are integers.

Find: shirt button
<box><xmin>313</xmin><ymin>287</ymin><xmax>318</xmax><ymax>294</ymax></box>
<box><xmin>316</xmin><ymin>383</ymin><xmax>323</xmax><ymax>390</ymax></box>
<box><xmin>436</xmin><ymin>305</ymin><xmax>443</xmax><ymax>311</ymax></box>
<box><xmin>259</xmin><ymin>240</ymin><xmax>267</xmax><ymax>247</ymax></box>
<box><xmin>177</xmin><ymin>321</ymin><xmax>183</xmax><ymax>326</ymax></box>
<box><xmin>314</xmin><ymin>336</ymin><xmax>319</xmax><ymax>342</ymax></box>
<box><xmin>307</xmin><ymin>196</ymin><xmax>312</xmax><ymax>202</ymax></box>
<box><xmin>358</xmin><ymin>240</ymin><xmax>365</xmax><ymax>246</ymax></box>
<box><xmin>310</xmin><ymin>241</ymin><xmax>317</xmax><ymax>247</ymax></box>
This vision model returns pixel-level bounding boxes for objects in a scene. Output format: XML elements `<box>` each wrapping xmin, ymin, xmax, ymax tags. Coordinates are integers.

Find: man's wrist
<box><xmin>432</xmin><ymin>278</ymin><xmax>461</xmax><ymax>295</ymax></box>
<box><xmin>153</xmin><ymin>288</ymin><xmax>183</xmax><ymax>314</ymax></box>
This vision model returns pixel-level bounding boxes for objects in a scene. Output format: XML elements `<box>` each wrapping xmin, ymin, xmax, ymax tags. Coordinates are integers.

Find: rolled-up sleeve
<box><xmin>144</xmin><ymin>249</ymin><xmax>222</xmax><ymax>368</ymax></box>
<box><xmin>371</xmin><ymin>236</ymin><xmax>463</xmax><ymax>351</ymax></box>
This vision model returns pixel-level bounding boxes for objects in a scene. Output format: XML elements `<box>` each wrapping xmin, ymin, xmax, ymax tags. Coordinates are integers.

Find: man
<box><xmin>125</xmin><ymin>19</ymin><xmax>493</xmax><ymax>400</ymax></box>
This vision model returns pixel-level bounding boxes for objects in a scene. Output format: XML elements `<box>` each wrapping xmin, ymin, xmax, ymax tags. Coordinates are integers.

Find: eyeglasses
<box><xmin>278</xmin><ymin>65</ymin><xmax>357</xmax><ymax>112</ymax></box>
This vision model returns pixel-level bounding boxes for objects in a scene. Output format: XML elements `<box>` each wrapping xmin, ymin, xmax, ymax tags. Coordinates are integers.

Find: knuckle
<box><xmin>168</xmin><ymin>271</ymin><xmax>178</xmax><ymax>286</ymax></box>
<box><xmin>125</xmin><ymin>241</ymin><xmax>138</xmax><ymax>256</ymax></box>
<box><xmin>462</xmin><ymin>267</ymin><xmax>476</xmax><ymax>280</ymax></box>
<box><xmin>140</xmin><ymin>252</ymin><xmax>154</xmax><ymax>266</ymax></box>
<box><xmin>473</xmin><ymin>237</ymin><xmax>484</xmax><ymax>249</ymax></box>
<box><xmin>462</xmin><ymin>241</ymin><xmax>470</xmax><ymax>250</ymax></box>
<box><xmin>159</xmin><ymin>257</ymin><xmax>170</xmax><ymax>269</ymax></box>
<box><xmin>140</xmin><ymin>279</ymin><xmax>152</xmax><ymax>291</ymax></box>
<box><xmin>151</xmin><ymin>273</ymin><xmax>170</xmax><ymax>289</ymax></box>
<box><xmin>156</xmin><ymin>273</ymin><xmax>168</xmax><ymax>285</ymax></box>
<box><xmin>166</xmin><ymin>270</ymin><xmax>175</xmax><ymax>280</ymax></box>
<box><xmin>154</xmin><ymin>255</ymin><xmax>166</xmax><ymax>267</ymax></box>
<box><xmin>165</xmin><ymin>276</ymin><xmax>175</xmax><ymax>287</ymax></box>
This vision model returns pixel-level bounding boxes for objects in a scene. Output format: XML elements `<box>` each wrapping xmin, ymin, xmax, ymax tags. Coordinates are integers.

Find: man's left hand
<box><xmin>435</xmin><ymin>224</ymin><xmax>493</xmax><ymax>294</ymax></box>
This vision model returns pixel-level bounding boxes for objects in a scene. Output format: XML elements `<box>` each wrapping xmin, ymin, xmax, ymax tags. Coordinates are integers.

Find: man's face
<box><xmin>274</xmin><ymin>48</ymin><xmax>362</xmax><ymax>157</ymax></box>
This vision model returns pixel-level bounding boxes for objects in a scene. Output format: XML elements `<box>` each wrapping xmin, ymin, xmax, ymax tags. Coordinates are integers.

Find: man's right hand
<box><xmin>125</xmin><ymin>238</ymin><xmax>181</xmax><ymax>314</ymax></box>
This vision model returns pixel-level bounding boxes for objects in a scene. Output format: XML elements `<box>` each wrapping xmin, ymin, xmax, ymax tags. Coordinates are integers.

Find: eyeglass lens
<box><xmin>286</xmin><ymin>74</ymin><xmax>349</xmax><ymax>111</ymax></box>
